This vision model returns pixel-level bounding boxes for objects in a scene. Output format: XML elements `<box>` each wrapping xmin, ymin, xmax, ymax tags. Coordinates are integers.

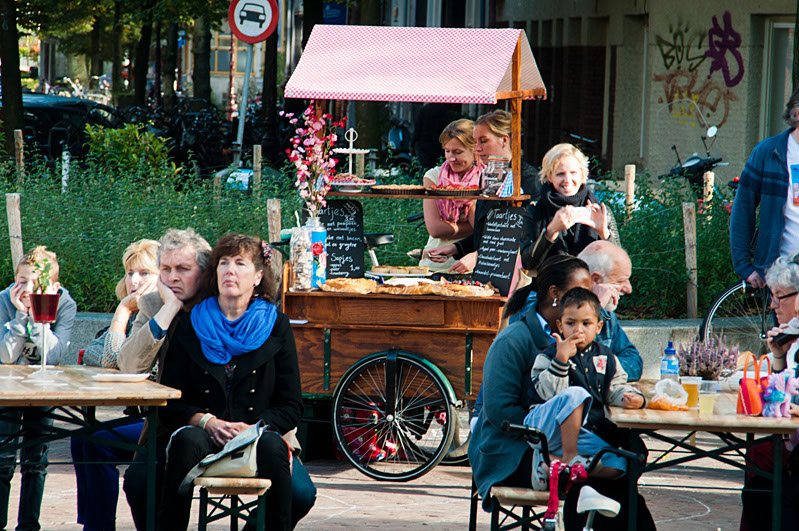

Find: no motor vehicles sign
<box><xmin>228</xmin><ymin>0</ymin><xmax>279</xmax><ymax>44</ymax></box>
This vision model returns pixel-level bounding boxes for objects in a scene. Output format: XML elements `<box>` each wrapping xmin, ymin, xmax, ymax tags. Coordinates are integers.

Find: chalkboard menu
<box><xmin>311</xmin><ymin>199</ymin><xmax>365</xmax><ymax>278</ymax></box>
<box><xmin>472</xmin><ymin>205</ymin><xmax>526</xmax><ymax>296</ymax></box>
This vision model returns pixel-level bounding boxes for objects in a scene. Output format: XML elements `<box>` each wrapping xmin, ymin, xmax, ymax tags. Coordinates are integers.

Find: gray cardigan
<box><xmin>468</xmin><ymin>304</ymin><xmax>552</xmax><ymax>510</ymax></box>
<box><xmin>0</xmin><ymin>284</ymin><xmax>77</xmax><ymax>365</ymax></box>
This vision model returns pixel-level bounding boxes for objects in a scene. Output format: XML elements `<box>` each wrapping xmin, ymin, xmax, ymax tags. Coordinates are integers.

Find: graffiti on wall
<box><xmin>655</xmin><ymin>22</ymin><xmax>707</xmax><ymax>72</ymax></box>
<box><xmin>653</xmin><ymin>11</ymin><xmax>742</xmax><ymax>128</ymax></box>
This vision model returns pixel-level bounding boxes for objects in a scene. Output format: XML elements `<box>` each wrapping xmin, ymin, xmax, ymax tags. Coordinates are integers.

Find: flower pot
<box><xmin>30</xmin><ymin>293</ymin><xmax>60</xmax><ymax>323</ymax></box>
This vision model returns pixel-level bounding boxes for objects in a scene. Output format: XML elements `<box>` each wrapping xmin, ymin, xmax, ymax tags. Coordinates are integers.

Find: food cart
<box><xmin>282</xmin><ymin>24</ymin><xmax>546</xmax><ymax>481</ymax></box>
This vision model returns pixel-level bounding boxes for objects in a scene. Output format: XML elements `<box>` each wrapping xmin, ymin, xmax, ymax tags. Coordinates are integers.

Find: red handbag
<box><xmin>737</xmin><ymin>353</ymin><xmax>772</xmax><ymax>416</ymax></box>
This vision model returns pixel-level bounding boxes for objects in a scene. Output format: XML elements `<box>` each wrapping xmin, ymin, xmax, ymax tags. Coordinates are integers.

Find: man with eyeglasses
<box><xmin>731</xmin><ymin>88</ymin><xmax>799</xmax><ymax>287</ymax></box>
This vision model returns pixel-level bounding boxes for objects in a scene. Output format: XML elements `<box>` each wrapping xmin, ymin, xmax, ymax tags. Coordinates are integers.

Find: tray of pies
<box><xmin>319</xmin><ymin>278</ymin><xmax>378</xmax><ymax>294</ymax></box>
<box><xmin>370</xmin><ymin>184</ymin><xmax>426</xmax><ymax>195</ymax></box>
<box><xmin>430</xmin><ymin>279</ymin><xmax>497</xmax><ymax>298</ymax></box>
<box><xmin>329</xmin><ymin>174</ymin><xmax>376</xmax><ymax>193</ymax></box>
<box><xmin>367</xmin><ymin>265</ymin><xmax>431</xmax><ymax>277</ymax></box>
<box><xmin>375</xmin><ymin>277</ymin><xmax>436</xmax><ymax>295</ymax></box>
<box><xmin>426</xmin><ymin>185</ymin><xmax>482</xmax><ymax>197</ymax></box>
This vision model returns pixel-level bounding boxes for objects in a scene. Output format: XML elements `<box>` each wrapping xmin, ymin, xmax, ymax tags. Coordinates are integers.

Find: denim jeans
<box><xmin>0</xmin><ymin>407</ymin><xmax>54</xmax><ymax>531</ymax></box>
<box><xmin>71</xmin><ymin>421</ymin><xmax>143</xmax><ymax>531</ymax></box>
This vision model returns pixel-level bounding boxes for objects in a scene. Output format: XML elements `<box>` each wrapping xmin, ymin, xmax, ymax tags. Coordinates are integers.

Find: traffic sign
<box><xmin>228</xmin><ymin>0</ymin><xmax>279</xmax><ymax>44</ymax></box>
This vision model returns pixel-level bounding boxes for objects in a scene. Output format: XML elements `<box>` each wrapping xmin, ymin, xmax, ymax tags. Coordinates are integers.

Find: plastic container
<box><xmin>660</xmin><ymin>341</ymin><xmax>679</xmax><ymax>381</ymax></box>
<box><xmin>289</xmin><ymin>226</ymin><xmax>313</xmax><ymax>291</ymax></box>
<box><xmin>305</xmin><ymin>217</ymin><xmax>327</xmax><ymax>288</ymax></box>
<box><xmin>699</xmin><ymin>380</ymin><xmax>718</xmax><ymax>418</ymax></box>
<box><xmin>681</xmin><ymin>376</ymin><xmax>701</xmax><ymax>408</ymax></box>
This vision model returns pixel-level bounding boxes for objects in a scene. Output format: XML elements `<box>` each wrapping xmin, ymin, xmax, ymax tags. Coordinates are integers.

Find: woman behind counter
<box><xmin>71</xmin><ymin>238</ymin><xmax>159</xmax><ymax>531</ymax></box>
<box><xmin>419</xmin><ymin>119</ymin><xmax>483</xmax><ymax>272</ymax></box>
<box><xmin>157</xmin><ymin>233</ymin><xmax>302</xmax><ymax>530</ymax></box>
<box><xmin>427</xmin><ymin>109</ymin><xmax>540</xmax><ymax>273</ymax></box>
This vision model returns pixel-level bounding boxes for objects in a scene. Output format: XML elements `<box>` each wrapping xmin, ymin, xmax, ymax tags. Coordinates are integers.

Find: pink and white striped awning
<box><xmin>284</xmin><ymin>25</ymin><xmax>546</xmax><ymax>104</ymax></box>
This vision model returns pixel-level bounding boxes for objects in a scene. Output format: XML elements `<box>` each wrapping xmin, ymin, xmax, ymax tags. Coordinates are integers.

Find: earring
<box><xmin>552</xmin><ymin>297</ymin><xmax>558</xmax><ymax>307</ymax></box>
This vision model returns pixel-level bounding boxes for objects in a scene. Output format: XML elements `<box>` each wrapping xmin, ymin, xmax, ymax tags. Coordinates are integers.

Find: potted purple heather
<box><xmin>677</xmin><ymin>333</ymin><xmax>739</xmax><ymax>381</ymax></box>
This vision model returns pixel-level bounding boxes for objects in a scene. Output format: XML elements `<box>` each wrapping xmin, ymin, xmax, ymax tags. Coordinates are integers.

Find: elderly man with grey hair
<box><xmin>730</xmin><ymin>87</ymin><xmax>799</xmax><ymax>289</ymax></box>
<box><xmin>763</xmin><ymin>252</ymin><xmax>799</xmax><ymax>373</ymax></box>
<box><xmin>507</xmin><ymin>240</ymin><xmax>641</xmax><ymax>380</ymax></box>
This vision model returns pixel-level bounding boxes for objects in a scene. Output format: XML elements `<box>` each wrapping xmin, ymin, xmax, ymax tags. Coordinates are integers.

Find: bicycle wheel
<box><xmin>332</xmin><ymin>352</ymin><xmax>456</xmax><ymax>481</ymax></box>
<box><xmin>699</xmin><ymin>281</ymin><xmax>772</xmax><ymax>355</ymax></box>
<box><xmin>441</xmin><ymin>400</ymin><xmax>471</xmax><ymax>465</ymax></box>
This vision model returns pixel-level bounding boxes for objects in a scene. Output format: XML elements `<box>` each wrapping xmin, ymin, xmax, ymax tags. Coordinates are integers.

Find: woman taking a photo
<box><xmin>427</xmin><ymin>109</ymin><xmax>540</xmax><ymax>273</ymax></box>
<box><xmin>158</xmin><ymin>233</ymin><xmax>302</xmax><ymax>530</ymax></box>
<box><xmin>419</xmin><ymin>119</ymin><xmax>483</xmax><ymax>272</ymax></box>
<box><xmin>71</xmin><ymin>238</ymin><xmax>159</xmax><ymax>531</ymax></box>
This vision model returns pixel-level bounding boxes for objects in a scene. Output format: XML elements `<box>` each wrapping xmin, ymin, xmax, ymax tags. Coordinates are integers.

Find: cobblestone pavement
<box><xmin>7</xmin><ymin>430</ymin><xmax>747</xmax><ymax>530</ymax></box>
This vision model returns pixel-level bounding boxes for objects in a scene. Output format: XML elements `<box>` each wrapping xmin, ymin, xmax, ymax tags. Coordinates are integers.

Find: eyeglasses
<box><xmin>771</xmin><ymin>291</ymin><xmax>799</xmax><ymax>302</ymax></box>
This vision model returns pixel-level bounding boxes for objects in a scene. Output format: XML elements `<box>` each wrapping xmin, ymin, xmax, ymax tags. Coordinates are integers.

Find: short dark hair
<box><xmin>207</xmin><ymin>233</ymin><xmax>277</xmax><ymax>303</ymax></box>
<box><xmin>558</xmin><ymin>287</ymin><xmax>602</xmax><ymax>320</ymax></box>
<box><xmin>784</xmin><ymin>87</ymin><xmax>799</xmax><ymax>128</ymax></box>
<box><xmin>502</xmin><ymin>255</ymin><xmax>590</xmax><ymax>319</ymax></box>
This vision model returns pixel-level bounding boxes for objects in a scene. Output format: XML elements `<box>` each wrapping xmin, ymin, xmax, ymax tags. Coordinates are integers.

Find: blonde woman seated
<box><xmin>72</xmin><ymin>238</ymin><xmax>159</xmax><ymax>531</ymax></box>
<box><xmin>419</xmin><ymin>119</ymin><xmax>485</xmax><ymax>272</ymax></box>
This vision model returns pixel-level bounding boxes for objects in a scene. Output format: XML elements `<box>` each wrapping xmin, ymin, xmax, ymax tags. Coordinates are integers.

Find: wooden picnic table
<box><xmin>609</xmin><ymin>382</ymin><xmax>799</xmax><ymax>531</ymax></box>
<box><xmin>0</xmin><ymin>365</ymin><xmax>180</xmax><ymax>531</ymax></box>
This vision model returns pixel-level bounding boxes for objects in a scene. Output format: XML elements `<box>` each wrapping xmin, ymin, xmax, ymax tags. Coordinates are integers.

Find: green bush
<box><xmin>596</xmin><ymin>174</ymin><xmax>738</xmax><ymax>319</ymax></box>
<box><xmin>84</xmin><ymin>123</ymin><xmax>178</xmax><ymax>178</ymax></box>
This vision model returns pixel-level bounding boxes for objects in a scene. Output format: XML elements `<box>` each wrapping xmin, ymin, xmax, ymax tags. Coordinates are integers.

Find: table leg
<box><xmin>772</xmin><ymin>433</ymin><xmax>782</xmax><ymax>531</ymax></box>
<box><xmin>146</xmin><ymin>407</ymin><xmax>157</xmax><ymax>531</ymax></box>
<box><xmin>626</xmin><ymin>430</ymin><xmax>640</xmax><ymax>531</ymax></box>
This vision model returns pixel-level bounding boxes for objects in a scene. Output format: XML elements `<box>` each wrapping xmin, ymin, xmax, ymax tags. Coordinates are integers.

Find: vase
<box><xmin>305</xmin><ymin>216</ymin><xmax>327</xmax><ymax>288</ymax></box>
<box><xmin>30</xmin><ymin>293</ymin><xmax>60</xmax><ymax>323</ymax></box>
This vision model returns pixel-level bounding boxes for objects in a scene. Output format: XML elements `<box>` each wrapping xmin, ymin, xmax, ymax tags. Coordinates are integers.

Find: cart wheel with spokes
<box><xmin>332</xmin><ymin>350</ymin><xmax>457</xmax><ymax>481</ymax></box>
<box><xmin>441</xmin><ymin>400</ymin><xmax>471</xmax><ymax>465</ymax></box>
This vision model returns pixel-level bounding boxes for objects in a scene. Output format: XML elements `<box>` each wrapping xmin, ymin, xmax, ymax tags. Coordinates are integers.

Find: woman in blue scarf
<box><xmin>157</xmin><ymin>233</ymin><xmax>303</xmax><ymax>531</ymax></box>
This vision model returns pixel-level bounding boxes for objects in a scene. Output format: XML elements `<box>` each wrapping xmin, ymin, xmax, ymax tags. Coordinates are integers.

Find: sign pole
<box><xmin>233</xmin><ymin>43</ymin><xmax>255</xmax><ymax>168</ymax></box>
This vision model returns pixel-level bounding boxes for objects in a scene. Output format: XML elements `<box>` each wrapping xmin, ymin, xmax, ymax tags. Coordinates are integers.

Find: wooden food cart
<box><xmin>282</xmin><ymin>24</ymin><xmax>546</xmax><ymax>481</ymax></box>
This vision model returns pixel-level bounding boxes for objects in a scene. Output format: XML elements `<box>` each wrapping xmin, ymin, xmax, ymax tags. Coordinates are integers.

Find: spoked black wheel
<box><xmin>699</xmin><ymin>281</ymin><xmax>772</xmax><ymax>355</ymax></box>
<box><xmin>441</xmin><ymin>400</ymin><xmax>471</xmax><ymax>465</ymax></box>
<box><xmin>332</xmin><ymin>351</ymin><xmax>456</xmax><ymax>481</ymax></box>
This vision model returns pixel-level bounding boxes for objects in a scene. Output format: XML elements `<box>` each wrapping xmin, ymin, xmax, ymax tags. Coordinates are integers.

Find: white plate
<box><xmin>92</xmin><ymin>373</ymin><xmax>150</xmax><ymax>382</ymax></box>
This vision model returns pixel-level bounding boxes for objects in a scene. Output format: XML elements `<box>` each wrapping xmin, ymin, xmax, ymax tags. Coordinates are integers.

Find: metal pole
<box><xmin>233</xmin><ymin>43</ymin><xmax>254</xmax><ymax>167</ymax></box>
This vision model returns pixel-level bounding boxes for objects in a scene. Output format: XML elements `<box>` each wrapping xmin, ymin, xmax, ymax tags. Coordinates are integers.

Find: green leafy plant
<box><xmin>33</xmin><ymin>258</ymin><xmax>52</xmax><ymax>294</ymax></box>
<box><xmin>84</xmin><ymin>123</ymin><xmax>179</xmax><ymax>179</ymax></box>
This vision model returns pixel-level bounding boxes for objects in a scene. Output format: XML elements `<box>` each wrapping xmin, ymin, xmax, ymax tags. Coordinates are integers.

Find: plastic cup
<box><xmin>698</xmin><ymin>380</ymin><xmax>718</xmax><ymax>418</ymax></box>
<box><xmin>681</xmin><ymin>376</ymin><xmax>701</xmax><ymax>408</ymax></box>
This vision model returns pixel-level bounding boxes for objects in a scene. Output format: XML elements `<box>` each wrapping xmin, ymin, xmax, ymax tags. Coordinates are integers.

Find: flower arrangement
<box><xmin>677</xmin><ymin>334</ymin><xmax>739</xmax><ymax>380</ymax></box>
<box><xmin>282</xmin><ymin>103</ymin><xmax>346</xmax><ymax>217</ymax></box>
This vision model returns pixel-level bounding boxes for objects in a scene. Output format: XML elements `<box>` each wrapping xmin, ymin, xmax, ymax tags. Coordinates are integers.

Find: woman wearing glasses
<box><xmin>741</xmin><ymin>251</ymin><xmax>799</xmax><ymax>531</ymax></box>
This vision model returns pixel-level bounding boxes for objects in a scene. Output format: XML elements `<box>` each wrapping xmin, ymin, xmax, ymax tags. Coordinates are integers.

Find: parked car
<box><xmin>1</xmin><ymin>93</ymin><xmax>123</xmax><ymax>160</ymax></box>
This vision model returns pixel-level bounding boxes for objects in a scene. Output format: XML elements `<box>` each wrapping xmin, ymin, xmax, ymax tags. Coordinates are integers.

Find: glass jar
<box><xmin>481</xmin><ymin>156</ymin><xmax>509</xmax><ymax>196</ymax></box>
<box><xmin>289</xmin><ymin>226</ymin><xmax>313</xmax><ymax>291</ymax></box>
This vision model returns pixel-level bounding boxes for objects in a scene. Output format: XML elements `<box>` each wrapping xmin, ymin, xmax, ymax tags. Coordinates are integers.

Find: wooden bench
<box><xmin>194</xmin><ymin>477</ymin><xmax>271</xmax><ymax>531</ymax></box>
<box><xmin>470</xmin><ymin>479</ymin><xmax>562</xmax><ymax>531</ymax></box>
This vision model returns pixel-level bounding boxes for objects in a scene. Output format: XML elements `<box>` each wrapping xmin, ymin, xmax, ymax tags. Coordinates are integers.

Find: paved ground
<box><xmin>5</xmin><ymin>429</ymin><xmax>746</xmax><ymax>530</ymax></box>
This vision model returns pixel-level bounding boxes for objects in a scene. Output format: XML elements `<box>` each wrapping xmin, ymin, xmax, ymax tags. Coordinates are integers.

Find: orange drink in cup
<box><xmin>681</xmin><ymin>376</ymin><xmax>701</xmax><ymax>408</ymax></box>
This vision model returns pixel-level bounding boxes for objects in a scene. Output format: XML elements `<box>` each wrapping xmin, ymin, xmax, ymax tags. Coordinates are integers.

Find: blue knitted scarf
<box><xmin>191</xmin><ymin>297</ymin><xmax>276</xmax><ymax>365</ymax></box>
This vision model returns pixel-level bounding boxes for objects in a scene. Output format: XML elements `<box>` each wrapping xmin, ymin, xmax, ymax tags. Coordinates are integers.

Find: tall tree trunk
<box><xmin>111</xmin><ymin>1</ymin><xmax>123</xmax><ymax>105</ymax></box>
<box><xmin>154</xmin><ymin>20</ymin><xmax>162</xmax><ymax>106</ymax></box>
<box><xmin>260</xmin><ymin>31</ymin><xmax>279</xmax><ymax>162</ymax></box>
<box><xmin>133</xmin><ymin>0</ymin><xmax>154</xmax><ymax>106</ymax></box>
<box><xmin>162</xmin><ymin>23</ymin><xmax>178</xmax><ymax>112</ymax></box>
<box><xmin>302</xmin><ymin>0</ymin><xmax>324</xmax><ymax>48</ymax></box>
<box><xmin>192</xmin><ymin>15</ymin><xmax>212</xmax><ymax>103</ymax></box>
<box><xmin>0</xmin><ymin>0</ymin><xmax>24</xmax><ymax>157</ymax></box>
<box><xmin>353</xmin><ymin>0</ymin><xmax>382</xmax><ymax>151</ymax></box>
<box><xmin>89</xmin><ymin>18</ymin><xmax>102</xmax><ymax>88</ymax></box>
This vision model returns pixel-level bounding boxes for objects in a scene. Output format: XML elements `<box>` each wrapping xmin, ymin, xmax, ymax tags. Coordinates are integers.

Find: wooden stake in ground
<box><xmin>14</xmin><ymin>130</ymin><xmax>24</xmax><ymax>182</ymax></box>
<box><xmin>5</xmin><ymin>193</ymin><xmax>23</xmax><ymax>268</ymax></box>
<box><xmin>253</xmin><ymin>145</ymin><xmax>262</xmax><ymax>200</ymax></box>
<box><xmin>683</xmin><ymin>202</ymin><xmax>698</xmax><ymax>318</ymax></box>
<box><xmin>266</xmin><ymin>198</ymin><xmax>283</xmax><ymax>280</ymax></box>
<box><xmin>703</xmin><ymin>171</ymin><xmax>714</xmax><ymax>205</ymax></box>
<box><xmin>625</xmin><ymin>165</ymin><xmax>635</xmax><ymax>215</ymax></box>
